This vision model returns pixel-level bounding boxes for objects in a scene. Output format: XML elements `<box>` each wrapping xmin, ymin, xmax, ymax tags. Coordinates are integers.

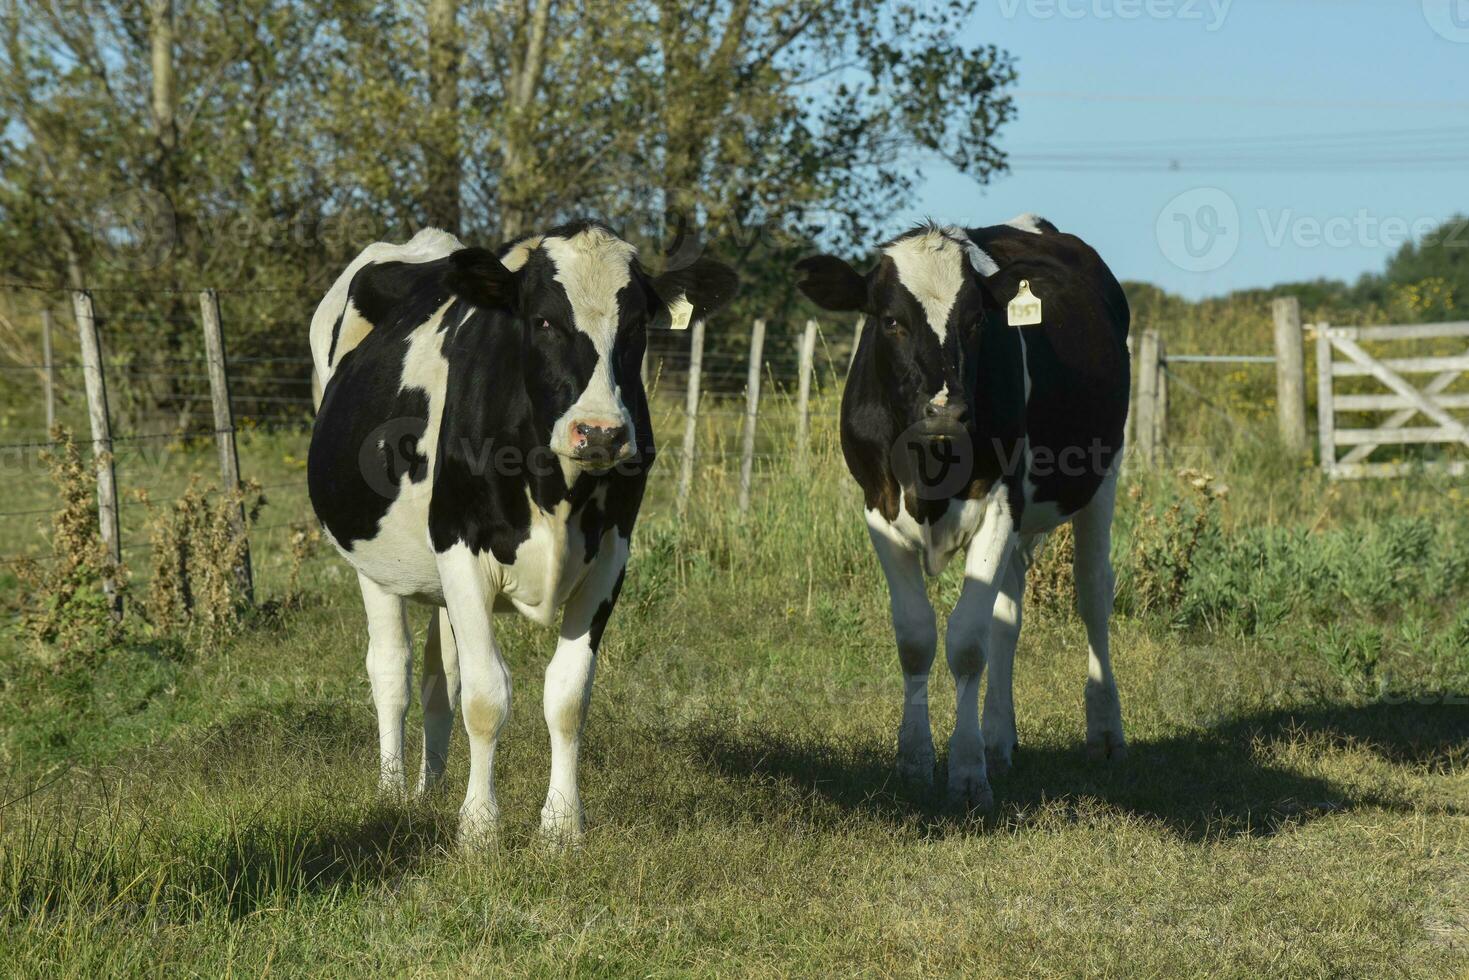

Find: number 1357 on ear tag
<box><xmin>1007</xmin><ymin>280</ymin><xmax>1042</xmax><ymax>327</ymax></box>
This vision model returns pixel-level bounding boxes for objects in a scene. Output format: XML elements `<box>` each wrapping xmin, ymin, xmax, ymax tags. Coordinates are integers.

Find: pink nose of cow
<box><xmin>571</xmin><ymin>420</ymin><xmax>631</xmax><ymax>461</ymax></box>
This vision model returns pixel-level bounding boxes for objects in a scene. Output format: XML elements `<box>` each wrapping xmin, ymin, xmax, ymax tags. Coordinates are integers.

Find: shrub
<box><xmin>13</xmin><ymin>428</ymin><xmax>125</xmax><ymax>666</ymax></box>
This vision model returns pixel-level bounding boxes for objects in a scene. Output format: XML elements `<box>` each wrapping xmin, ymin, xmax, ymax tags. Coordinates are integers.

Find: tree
<box><xmin>0</xmin><ymin>0</ymin><xmax>1017</xmax><ymax>401</ymax></box>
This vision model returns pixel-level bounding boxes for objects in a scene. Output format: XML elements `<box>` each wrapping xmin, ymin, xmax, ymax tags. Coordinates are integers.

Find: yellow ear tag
<box><xmin>1007</xmin><ymin>280</ymin><xmax>1042</xmax><ymax>327</ymax></box>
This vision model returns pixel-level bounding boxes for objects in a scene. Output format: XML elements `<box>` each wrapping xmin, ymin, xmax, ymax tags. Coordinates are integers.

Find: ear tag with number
<box><xmin>1007</xmin><ymin>279</ymin><xmax>1042</xmax><ymax>327</ymax></box>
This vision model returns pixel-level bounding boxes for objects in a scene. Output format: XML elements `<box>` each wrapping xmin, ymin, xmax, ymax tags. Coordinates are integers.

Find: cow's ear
<box><xmin>445</xmin><ymin>247</ymin><xmax>518</xmax><ymax>309</ymax></box>
<box><xmin>962</xmin><ymin>241</ymin><xmax>1004</xmax><ymax>309</ymax></box>
<box><xmin>650</xmin><ymin>257</ymin><xmax>739</xmax><ymax>331</ymax></box>
<box><xmin>795</xmin><ymin>255</ymin><xmax>866</xmax><ymax>312</ymax></box>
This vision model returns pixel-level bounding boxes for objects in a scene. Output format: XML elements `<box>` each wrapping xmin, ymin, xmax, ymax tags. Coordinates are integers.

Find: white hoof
<box><xmin>896</xmin><ymin>738</ymin><xmax>936</xmax><ymax>787</ymax></box>
<box><xmin>539</xmin><ymin>801</ymin><xmax>586</xmax><ymax>847</ymax></box>
<box><xmin>1085</xmin><ymin>730</ymin><xmax>1128</xmax><ymax>763</ymax></box>
<box><xmin>946</xmin><ymin>765</ymin><xmax>995</xmax><ymax>811</ymax></box>
<box><xmin>1084</xmin><ymin>681</ymin><xmax>1127</xmax><ymax>763</ymax></box>
<box><xmin>457</xmin><ymin>802</ymin><xmax>500</xmax><ymax>850</ymax></box>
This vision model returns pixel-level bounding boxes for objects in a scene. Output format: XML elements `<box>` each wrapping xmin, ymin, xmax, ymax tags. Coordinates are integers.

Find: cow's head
<box><xmin>795</xmin><ymin>224</ymin><xmax>1000</xmax><ymax>441</ymax></box>
<box><xmin>448</xmin><ymin>221</ymin><xmax>737</xmax><ymax>471</ymax></box>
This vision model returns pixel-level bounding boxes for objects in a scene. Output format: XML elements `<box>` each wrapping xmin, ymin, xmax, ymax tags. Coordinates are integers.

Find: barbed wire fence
<box><xmin>0</xmin><ymin>282</ymin><xmax>861</xmax><ymax>611</ymax></box>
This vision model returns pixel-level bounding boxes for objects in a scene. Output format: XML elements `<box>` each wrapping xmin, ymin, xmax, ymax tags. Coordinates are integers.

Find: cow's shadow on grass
<box><xmin>680</xmin><ymin>697</ymin><xmax>1469</xmax><ymax>842</ymax></box>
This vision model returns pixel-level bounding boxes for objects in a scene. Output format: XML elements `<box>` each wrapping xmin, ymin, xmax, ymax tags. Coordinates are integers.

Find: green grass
<box><xmin>1</xmin><ymin>381</ymin><xmax>1467</xmax><ymax>976</ymax></box>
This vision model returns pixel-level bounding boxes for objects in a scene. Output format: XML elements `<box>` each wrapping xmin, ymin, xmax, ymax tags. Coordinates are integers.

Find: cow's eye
<box><xmin>882</xmin><ymin>316</ymin><xmax>903</xmax><ymax>334</ymax></box>
<box><xmin>536</xmin><ymin>318</ymin><xmax>553</xmax><ymax>331</ymax></box>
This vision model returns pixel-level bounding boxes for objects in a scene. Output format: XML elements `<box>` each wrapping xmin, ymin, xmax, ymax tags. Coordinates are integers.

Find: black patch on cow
<box><xmin>829</xmin><ymin>220</ymin><xmax>1128</xmax><ymax>528</ymax></box>
<box><xmin>309</xmin><ymin>258</ymin><xmax>455</xmax><ymax>548</ymax></box>
<box><xmin>649</xmin><ymin>256</ymin><xmax>741</xmax><ymax>329</ymax></box>
<box><xmin>325</xmin><ymin>306</ymin><xmax>346</xmax><ymax>367</ymax></box>
<box><xmin>588</xmin><ymin>568</ymin><xmax>626</xmax><ymax>653</ymax></box>
<box><xmin>444</xmin><ymin>247</ymin><xmax>517</xmax><ymax>310</ymax></box>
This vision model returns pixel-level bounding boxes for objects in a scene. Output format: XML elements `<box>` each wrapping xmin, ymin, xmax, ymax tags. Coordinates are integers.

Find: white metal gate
<box><xmin>1315</xmin><ymin>320</ymin><xmax>1469</xmax><ymax>479</ymax></box>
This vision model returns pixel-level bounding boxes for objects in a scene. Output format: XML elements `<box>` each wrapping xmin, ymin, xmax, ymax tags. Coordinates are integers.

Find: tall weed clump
<box><xmin>137</xmin><ymin>477</ymin><xmax>263</xmax><ymax>644</ymax></box>
<box><xmin>13</xmin><ymin>428</ymin><xmax>125</xmax><ymax>665</ymax></box>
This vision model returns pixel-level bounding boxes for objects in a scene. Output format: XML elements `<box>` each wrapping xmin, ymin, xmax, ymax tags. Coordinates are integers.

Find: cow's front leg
<box><xmin>981</xmin><ymin>543</ymin><xmax>1029</xmax><ymax>775</ymax></box>
<box><xmin>417</xmin><ymin>607</ymin><xmax>460</xmax><ymax>794</ymax></box>
<box><xmin>867</xmin><ymin>515</ymin><xmax>939</xmax><ymax>787</ymax></box>
<box><xmin>357</xmin><ymin>573</ymin><xmax>412</xmax><ymax>795</ymax></box>
<box><xmin>541</xmin><ymin>533</ymin><xmax>628</xmax><ymax>843</ymax></box>
<box><xmin>943</xmin><ymin>493</ymin><xmax>1017</xmax><ymax>810</ymax></box>
<box><xmin>437</xmin><ymin>546</ymin><xmax>511</xmax><ymax>846</ymax></box>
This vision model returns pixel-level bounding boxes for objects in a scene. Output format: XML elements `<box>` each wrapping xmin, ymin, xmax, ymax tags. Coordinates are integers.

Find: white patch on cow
<box><xmin>499</xmin><ymin>234</ymin><xmax>545</xmax><ymax>272</ymax></box>
<box><xmin>1005</xmin><ymin>213</ymin><xmax>1048</xmax><ymax>235</ymax></box>
<box><xmin>542</xmin><ymin>228</ymin><xmax>639</xmax><ymax>459</ymax></box>
<box><xmin>866</xmin><ymin>488</ymin><xmax>989</xmax><ymax>579</ymax></box>
<box><xmin>884</xmin><ymin>226</ymin><xmax>972</xmax><ymax>345</ymax></box>
<box><xmin>310</xmin><ymin>228</ymin><xmax>462</xmax><ymax>386</ymax></box>
<box><xmin>932</xmin><ymin>383</ymin><xmax>950</xmax><ymax>407</ymax></box>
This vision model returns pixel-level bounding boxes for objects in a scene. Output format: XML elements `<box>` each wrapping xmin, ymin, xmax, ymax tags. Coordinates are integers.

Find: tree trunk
<box><xmin>499</xmin><ymin>0</ymin><xmax>553</xmax><ymax>240</ymax></box>
<box><xmin>149</xmin><ymin>0</ymin><xmax>176</xmax><ymax>151</ymax></box>
<box><xmin>426</xmin><ymin>0</ymin><xmax>462</xmax><ymax>234</ymax></box>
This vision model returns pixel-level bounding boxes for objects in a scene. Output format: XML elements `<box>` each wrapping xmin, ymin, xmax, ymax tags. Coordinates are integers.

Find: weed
<box><xmin>12</xmin><ymin>428</ymin><xmax>124</xmax><ymax>666</ymax></box>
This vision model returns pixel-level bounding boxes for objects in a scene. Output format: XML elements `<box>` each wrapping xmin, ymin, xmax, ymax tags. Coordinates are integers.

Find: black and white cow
<box><xmin>795</xmin><ymin>215</ymin><xmax>1130</xmax><ymax>808</ymax></box>
<box><xmin>308</xmin><ymin>222</ymin><xmax>736</xmax><ymax>842</ymax></box>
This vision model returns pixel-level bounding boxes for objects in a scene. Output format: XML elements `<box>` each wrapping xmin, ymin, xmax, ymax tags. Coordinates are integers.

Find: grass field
<box><xmin>1</xmin><ymin>342</ymin><xmax>1468</xmax><ymax>975</ymax></box>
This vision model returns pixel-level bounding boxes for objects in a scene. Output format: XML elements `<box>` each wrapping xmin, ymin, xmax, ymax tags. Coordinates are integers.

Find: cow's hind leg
<box><xmin>541</xmin><ymin>533</ymin><xmax>628</xmax><ymax>843</ymax></box>
<box><xmin>417</xmin><ymin>607</ymin><xmax>459</xmax><ymax>794</ymax></box>
<box><xmin>943</xmin><ymin>494</ymin><xmax>1017</xmax><ymax>809</ymax></box>
<box><xmin>358</xmin><ymin>573</ymin><xmax>412</xmax><ymax>795</ymax></box>
<box><xmin>867</xmin><ymin>519</ymin><xmax>938</xmax><ymax>787</ymax></box>
<box><xmin>1073</xmin><ymin>467</ymin><xmax>1126</xmax><ymax>761</ymax></box>
<box><xmin>437</xmin><ymin>546</ymin><xmax>511</xmax><ymax>845</ymax></box>
<box><xmin>981</xmin><ymin>540</ymin><xmax>1031</xmax><ymax>775</ymax></box>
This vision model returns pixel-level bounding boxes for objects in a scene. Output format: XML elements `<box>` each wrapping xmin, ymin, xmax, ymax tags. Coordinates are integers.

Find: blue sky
<box><xmin>904</xmin><ymin>0</ymin><xmax>1469</xmax><ymax>298</ymax></box>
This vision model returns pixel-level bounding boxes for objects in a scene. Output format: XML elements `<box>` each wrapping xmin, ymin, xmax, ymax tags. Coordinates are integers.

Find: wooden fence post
<box><xmin>1314</xmin><ymin>323</ymin><xmax>1336</xmax><ymax>476</ymax></box>
<box><xmin>199</xmin><ymin>288</ymin><xmax>254</xmax><ymax>602</ymax></box>
<box><xmin>1154</xmin><ymin>334</ymin><xmax>1168</xmax><ymax>456</ymax></box>
<box><xmin>71</xmin><ymin>290</ymin><xmax>122</xmax><ymax>618</ymax></box>
<box><xmin>1134</xmin><ymin>329</ymin><xmax>1161</xmax><ymax>464</ymax></box>
<box><xmin>738</xmin><ymin>318</ymin><xmax>766</xmax><ymax>513</ymax></box>
<box><xmin>41</xmin><ymin>308</ymin><xmax>56</xmax><ymax>431</ymax></box>
<box><xmin>796</xmin><ymin>318</ymin><xmax>817</xmax><ymax>466</ymax></box>
<box><xmin>677</xmin><ymin>317</ymin><xmax>704</xmax><ymax>511</ymax></box>
<box><xmin>1272</xmin><ymin>296</ymin><xmax>1309</xmax><ymax>454</ymax></box>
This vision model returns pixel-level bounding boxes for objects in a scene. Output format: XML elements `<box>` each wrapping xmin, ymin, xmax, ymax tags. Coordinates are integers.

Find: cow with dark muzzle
<box><xmin>796</xmin><ymin>216</ymin><xmax>1131</xmax><ymax>809</ymax></box>
<box><xmin>308</xmin><ymin>221</ymin><xmax>736</xmax><ymax>844</ymax></box>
